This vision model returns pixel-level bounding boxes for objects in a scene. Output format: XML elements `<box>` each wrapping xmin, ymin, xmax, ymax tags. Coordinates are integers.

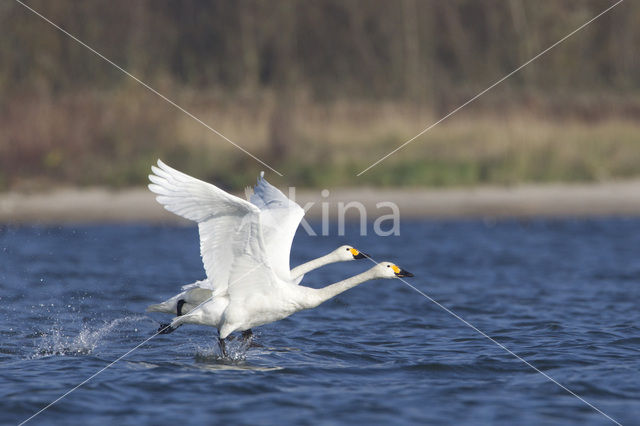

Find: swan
<box><xmin>171</xmin><ymin>262</ymin><xmax>413</xmax><ymax>355</ymax></box>
<box><xmin>146</xmin><ymin>244</ymin><xmax>369</xmax><ymax>318</ymax></box>
<box><xmin>146</xmin><ymin>160</ymin><xmax>413</xmax><ymax>354</ymax></box>
<box><xmin>146</xmin><ymin>160</ymin><xmax>368</xmax><ymax>322</ymax></box>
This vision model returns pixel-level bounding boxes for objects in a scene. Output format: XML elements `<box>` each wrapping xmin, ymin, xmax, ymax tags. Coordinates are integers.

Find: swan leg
<box><xmin>176</xmin><ymin>299</ymin><xmax>186</xmax><ymax>316</ymax></box>
<box><xmin>224</xmin><ymin>330</ymin><xmax>251</xmax><ymax>342</ymax></box>
<box><xmin>156</xmin><ymin>299</ymin><xmax>188</xmax><ymax>335</ymax></box>
<box><xmin>241</xmin><ymin>329</ymin><xmax>263</xmax><ymax>348</ymax></box>
<box><xmin>218</xmin><ymin>338</ymin><xmax>227</xmax><ymax>357</ymax></box>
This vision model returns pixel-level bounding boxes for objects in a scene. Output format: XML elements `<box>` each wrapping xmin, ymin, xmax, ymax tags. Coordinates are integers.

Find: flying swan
<box><xmin>148</xmin><ymin>160</ymin><xmax>413</xmax><ymax>354</ymax></box>
<box><xmin>147</xmin><ymin>160</ymin><xmax>368</xmax><ymax>323</ymax></box>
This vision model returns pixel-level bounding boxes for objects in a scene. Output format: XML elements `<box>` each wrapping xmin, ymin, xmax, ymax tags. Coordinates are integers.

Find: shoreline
<box><xmin>1</xmin><ymin>180</ymin><xmax>640</xmax><ymax>224</ymax></box>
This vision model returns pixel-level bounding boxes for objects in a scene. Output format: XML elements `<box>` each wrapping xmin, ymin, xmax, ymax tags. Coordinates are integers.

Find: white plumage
<box><xmin>147</xmin><ymin>159</ymin><xmax>368</xmax><ymax>316</ymax></box>
<box><xmin>146</xmin><ymin>245</ymin><xmax>367</xmax><ymax>316</ymax></box>
<box><xmin>147</xmin><ymin>160</ymin><xmax>413</xmax><ymax>350</ymax></box>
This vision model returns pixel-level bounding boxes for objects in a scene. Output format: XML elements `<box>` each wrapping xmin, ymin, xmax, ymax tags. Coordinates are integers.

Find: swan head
<box><xmin>377</xmin><ymin>262</ymin><xmax>414</xmax><ymax>278</ymax></box>
<box><xmin>335</xmin><ymin>245</ymin><xmax>369</xmax><ymax>261</ymax></box>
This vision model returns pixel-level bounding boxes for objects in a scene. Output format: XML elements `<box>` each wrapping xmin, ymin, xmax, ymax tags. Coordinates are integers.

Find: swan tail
<box><xmin>146</xmin><ymin>287</ymin><xmax>212</xmax><ymax>315</ymax></box>
<box><xmin>146</xmin><ymin>301</ymin><xmax>175</xmax><ymax>314</ymax></box>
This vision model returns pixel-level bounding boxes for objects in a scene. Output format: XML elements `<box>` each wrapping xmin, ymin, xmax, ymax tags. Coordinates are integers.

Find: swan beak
<box><xmin>350</xmin><ymin>248</ymin><xmax>369</xmax><ymax>259</ymax></box>
<box><xmin>395</xmin><ymin>269</ymin><xmax>414</xmax><ymax>278</ymax></box>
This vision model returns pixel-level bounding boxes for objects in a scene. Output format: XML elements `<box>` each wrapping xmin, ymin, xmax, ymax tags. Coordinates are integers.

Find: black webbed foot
<box><xmin>241</xmin><ymin>329</ymin><xmax>262</xmax><ymax>348</ymax></box>
<box><xmin>158</xmin><ymin>323</ymin><xmax>177</xmax><ymax>334</ymax></box>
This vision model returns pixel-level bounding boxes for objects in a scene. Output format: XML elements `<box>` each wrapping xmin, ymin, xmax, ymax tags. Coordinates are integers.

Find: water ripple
<box><xmin>1</xmin><ymin>221</ymin><xmax>639</xmax><ymax>425</ymax></box>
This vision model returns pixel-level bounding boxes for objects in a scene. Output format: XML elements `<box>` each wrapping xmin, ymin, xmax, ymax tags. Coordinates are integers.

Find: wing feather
<box><xmin>149</xmin><ymin>160</ymin><xmax>260</xmax><ymax>295</ymax></box>
<box><xmin>249</xmin><ymin>173</ymin><xmax>305</xmax><ymax>281</ymax></box>
<box><xmin>149</xmin><ymin>160</ymin><xmax>303</xmax><ymax>300</ymax></box>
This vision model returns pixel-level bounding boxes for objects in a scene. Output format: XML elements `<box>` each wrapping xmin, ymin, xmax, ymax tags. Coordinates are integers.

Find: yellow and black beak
<box><xmin>391</xmin><ymin>264</ymin><xmax>414</xmax><ymax>278</ymax></box>
<box><xmin>396</xmin><ymin>269</ymin><xmax>414</xmax><ymax>278</ymax></box>
<box><xmin>349</xmin><ymin>248</ymin><xmax>369</xmax><ymax>259</ymax></box>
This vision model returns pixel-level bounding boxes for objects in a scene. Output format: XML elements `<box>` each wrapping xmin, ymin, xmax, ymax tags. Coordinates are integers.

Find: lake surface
<box><xmin>1</xmin><ymin>219</ymin><xmax>639</xmax><ymax>425</ymax></box>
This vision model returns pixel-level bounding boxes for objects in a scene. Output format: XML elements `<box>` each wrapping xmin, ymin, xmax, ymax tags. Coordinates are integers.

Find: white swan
<box><xmin>148</xmin><ymin>160</ymin><xmax>303</xmax><ymax>296</ymax></box>
<box><xmin>147</xmin><ymin>160</ymin><xmax>413</xmax><ymax>353</ymax></box>
<box><xmin>146</xmin><ymin>245</ymin><xmax>368</xmax><ymax>317</ymax></box>
<box><xmin>172</xmin><ymin>262</ymin><xmax>413</xmax><ymax>354</ymax></box>
<box><xmin>146</xmin><ymin>160</ymin><xmax>368</xmax><ymax>322</ymax></box>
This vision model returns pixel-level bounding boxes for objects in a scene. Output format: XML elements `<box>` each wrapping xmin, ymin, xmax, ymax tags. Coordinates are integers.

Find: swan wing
<box><xmin>180</xmin><ymin>279</ymin><xmax>209</xmax><ymax>291</ymax></box>
<box><xmin>250</xmin><ymin>173</ymin><xmax>305</xmax><ymax>281</ymax></box>
<box><xmin>249</xmin><ymin>171</ymin><xmax>292</xmax><ymax>210</ymax></box>
<box><xmin>225</xmin><ymin>217</ymin><xmax>288</xmax><ymax>300</ymax></box>
<box><xmin>148</xmin><ymin>159</ymin><xmax>260</xmax><ymax>295</ymax></box>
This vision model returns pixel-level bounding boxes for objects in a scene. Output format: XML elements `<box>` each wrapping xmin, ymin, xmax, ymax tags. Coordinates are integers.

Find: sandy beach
<box><xmin>1</xmin><ymin>180</ymin><xmax>640</xmax><ymax>224</ymax></box>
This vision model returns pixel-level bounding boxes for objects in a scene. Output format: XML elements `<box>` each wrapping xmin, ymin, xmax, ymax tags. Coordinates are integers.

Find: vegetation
<box><xmin>1</xmin><ymin>1</ymin><xmax>639</xmax><ymax>190</ymax></box>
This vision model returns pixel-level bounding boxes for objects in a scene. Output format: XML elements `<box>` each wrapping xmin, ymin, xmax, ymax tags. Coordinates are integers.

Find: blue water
<box><xmin>1</xmin><ymin>219</ymin><xmax>639</xmax><ymax>425</ymax></box>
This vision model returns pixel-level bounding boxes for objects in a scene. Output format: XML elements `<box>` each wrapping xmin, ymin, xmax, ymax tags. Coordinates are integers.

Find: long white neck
<box><xmin>290</xmin><ymin>252</ymin><xmax>337</xmax><ymax>279</ymax></box>
<box><xmin>302</xmin><ymin>268</ymin><xmax>379</xmax><ymax>309</ymax></box>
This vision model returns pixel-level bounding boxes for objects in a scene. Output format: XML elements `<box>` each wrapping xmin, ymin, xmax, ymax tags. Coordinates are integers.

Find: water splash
<box><xmin>31</xmin><ymin>316</ymin><xmax>150</xmax><ymax>358</ymax></box>
<box><xmin>194</xmin><ymin>336</ymin><xmax>256</xmax><ymax>363</ymax></box>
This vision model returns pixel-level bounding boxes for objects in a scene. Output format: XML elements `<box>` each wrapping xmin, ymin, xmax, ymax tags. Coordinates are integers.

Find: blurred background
<box><xmin>1</xmin><ymin>0</ymin><xmax>639</xmax><ymax>191</ymax></box>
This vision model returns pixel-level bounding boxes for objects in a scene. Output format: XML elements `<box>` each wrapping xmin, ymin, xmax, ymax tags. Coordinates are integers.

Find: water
<box><xmin>1</xmin><ymin>219</ymin><xmax>639</xmax><ymax>425</ymax></box>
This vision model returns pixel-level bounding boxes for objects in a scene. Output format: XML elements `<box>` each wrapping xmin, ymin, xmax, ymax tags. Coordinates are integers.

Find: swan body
<box><xmin>173</xmin><ymin>262</ymin><xmax>413</xmax><ymax>339</ymax></box>
<box><xmin>146</xmin><ymin>245</ymin><xmax>368</xmax><ymax>316</ymax></box>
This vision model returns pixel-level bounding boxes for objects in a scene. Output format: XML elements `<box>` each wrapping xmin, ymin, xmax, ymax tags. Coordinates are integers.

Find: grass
<box><xmin>2</xmin><ymin>88</ymin><xmax>640</xmax><ymax>191</ymax></box>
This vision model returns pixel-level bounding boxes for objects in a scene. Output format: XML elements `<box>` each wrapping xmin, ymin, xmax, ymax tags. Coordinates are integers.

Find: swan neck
<box><xmin>309</xmin><ymin>269</ymin><xmax>377</xmax><ymax>308</ymax></box>
<box><xmin>290</xmin><ymin>252</ymin><xmax>335</xmax><ymax>279</ymax></box>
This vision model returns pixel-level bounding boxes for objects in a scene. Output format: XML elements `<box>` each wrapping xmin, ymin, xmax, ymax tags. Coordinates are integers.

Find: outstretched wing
<box><xmin>180</xmin><ymin>210</ymin><xmax>287</xmax><ymax>335</ymax></box>
<box><xmin>223</xmin><ymin>216</ymin><xmax>287</xmax><ymax>309</ymax></box>
<box><xmin>249</xmin><ymin>173</ymin><xmax>305</xmax><ymax>281</ymax></box>
<box><xmin>148</xmin><ymin>159</ymin><xmax>260</xmax><ymax>296</ymax></box>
